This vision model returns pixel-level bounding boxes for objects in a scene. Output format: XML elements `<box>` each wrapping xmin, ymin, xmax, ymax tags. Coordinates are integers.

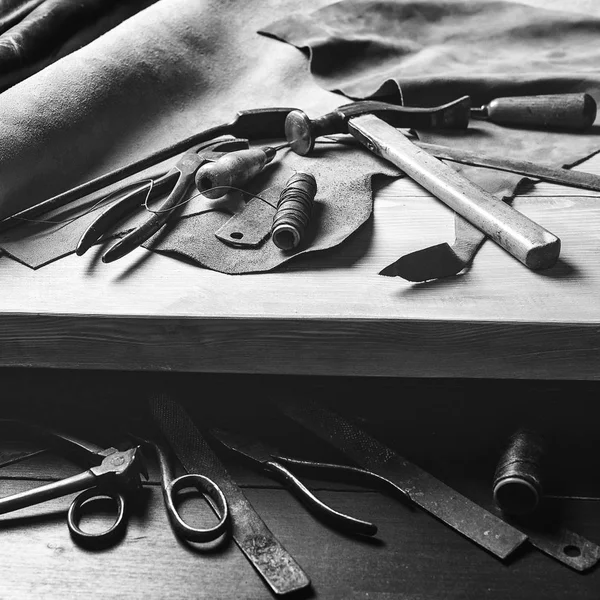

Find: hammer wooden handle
<box><xmin>348</xmin><ymin>114</ymin><xmax>560</xmax><ymax>270</ymax></box>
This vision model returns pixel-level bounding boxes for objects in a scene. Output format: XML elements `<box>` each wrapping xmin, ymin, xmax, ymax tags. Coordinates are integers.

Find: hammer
<box><xmin>285</xmin><ymin>104</ymin><xmax>561</xmax><ymax>270</ymax></box>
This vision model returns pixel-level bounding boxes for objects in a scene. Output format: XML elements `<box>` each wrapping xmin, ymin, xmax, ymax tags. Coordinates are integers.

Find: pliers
<box><xmin>210</xmin><ymin>427</ymin><xmax>412</xmax><ymax>537</ymax></box>
<box><xmin>0</xmin><ymin>419</ymin><xmax>148</xmax><ymax>548</ymax></box>
<box><xmin>76</xmin><ymin>138</ymin><xmax>249</xmax><ymax>263</ymax></box>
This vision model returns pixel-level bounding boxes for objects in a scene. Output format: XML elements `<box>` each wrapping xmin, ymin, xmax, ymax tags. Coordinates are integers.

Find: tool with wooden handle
<box><xmin>471</xmin><ymin>93</ymin><xmax>597</xmax><ymax>131</ymax></box>
<box><xmin>286</xmin><ymin>107</ymin><xmax>561</xmax><ymax>269</ymax></box>
<box><xmin>348</xmin><ymin>115</ymin><xmax>561</xmax><ymax>269</ymax></box>
<box><xmin>195</xmin><ymin>146</ymin><xmax>278</xmax><ymax>199</ymax></box>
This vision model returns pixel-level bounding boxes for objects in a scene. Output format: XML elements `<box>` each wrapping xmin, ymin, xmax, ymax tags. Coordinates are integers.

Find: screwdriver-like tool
<box><xmin>471</xmin><ymin>93</ymin><xmax>597</xmax><ymax>131</ymax></box>
<box><xmin>195</xmin><ymin>145</ymin><xmax>283</xmax><ymax>199</ymax></box>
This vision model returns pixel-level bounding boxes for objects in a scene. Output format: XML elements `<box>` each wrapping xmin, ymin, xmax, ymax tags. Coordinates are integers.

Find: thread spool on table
<box><xmin>271</xmin><ymin>172</ymin><xmax>317</xmax><ymax>250</ymax></box>
<box><xmin>493</xmin><ymin>428</ymin><xmax>545</xmax><ymax>517</ymax></box>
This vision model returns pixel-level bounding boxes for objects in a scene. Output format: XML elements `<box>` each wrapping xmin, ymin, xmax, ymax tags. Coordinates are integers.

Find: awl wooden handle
<box><xmin>348</xmin><ymin>114</ymin><xmax>560</xmax><ymax>270</ymax></box>
<box><xmin>471</xmin><ymin>93</ymin><xmax>597</xmax><ymax>130</ymax></box>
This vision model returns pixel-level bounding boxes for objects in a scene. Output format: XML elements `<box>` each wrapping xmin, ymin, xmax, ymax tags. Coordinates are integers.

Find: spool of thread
<box><xmin>493</xmin><ymin>428</ymin><xmax>545</xmax><ymax>517</ymax></box>
<box><xmin>271</xmin><ymin>172</ymin><xmax>317</xmax><ymax>250</ymax></box>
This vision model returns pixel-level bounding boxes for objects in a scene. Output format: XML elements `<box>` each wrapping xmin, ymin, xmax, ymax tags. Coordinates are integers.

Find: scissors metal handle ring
<box><xmin>67</xmin><ymin>488</ymin><xmax>128</xmax><ymax>547</ymax></box>
<box><xmin>165</xmin><ymin>474</ymin><xmax>229</xmax><ymax>543</ymax></box>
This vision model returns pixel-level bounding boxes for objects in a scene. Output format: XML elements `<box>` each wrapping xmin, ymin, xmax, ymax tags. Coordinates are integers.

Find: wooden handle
<box><xmin>474</xmin><ymin>93</ymin><xmax>597</xmax><ymax>131</ymax></box>
<box><xmin>195</xmin><ymin>147</ymin><xmax>274</xmax><ymax>199</ymax></box>
<box><xmin>348</xmin><ymin>114</ymin><xmax>561</xmax><ymax>270</ymax></box>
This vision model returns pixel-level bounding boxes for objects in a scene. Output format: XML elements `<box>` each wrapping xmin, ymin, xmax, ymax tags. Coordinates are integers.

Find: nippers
<box><xmin>76</xmin><ymin>138</ymin><xmax>249</xmax><ymax>263</ymax></box>
<box><xmin>210</xmin><ymin>427</ymin><xmax>412</xmax><ymax>537</ymax></box>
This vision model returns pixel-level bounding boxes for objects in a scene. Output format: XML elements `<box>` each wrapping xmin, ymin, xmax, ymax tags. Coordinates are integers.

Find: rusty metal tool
<box><xmin>76</xmin><ymin>138</ymin><xmax>250</xmax><ymax>263</ymax></box>
<box><xmin>414</xmin><ymin>140</ymin><xmax>600</xmax><ymax>193</ymax></box>
<box><xmin>210</xmin><ymin>427</ymin><xmax>412</xmax><ymax>537</ymax></box>
<box><xmin>471</xmin><ymin>93</ymin><xmax>597</xmax><ymax>131</ymax></box>
<box><xmin>149</xmin><ymin>394</ymin><xmax>310</xmax><ymax>596</ymax></box>
<box><xmin>0</xmin><ymin>419</ymin><xmax>148</xmax><ymax>547</ymax></box>
<box><xmin>273</xmin><ymin>398</ymin><xmax>528</xmax><ymax>560</ymax></box>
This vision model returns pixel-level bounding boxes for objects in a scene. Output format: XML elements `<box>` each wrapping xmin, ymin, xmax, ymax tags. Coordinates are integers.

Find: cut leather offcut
<box><xmin>144</xmin><ymin>143</ymin><xmax>401</xmax><ymax>274</ymax></box>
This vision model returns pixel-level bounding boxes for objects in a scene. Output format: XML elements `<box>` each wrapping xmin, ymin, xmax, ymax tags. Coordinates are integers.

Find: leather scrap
<box><xmin>214</xmin><ymin>186</ymin><xmax>278</xmax><ymax>249</ymax></box>
<box><xmin>260</xmin><ymin>0</ymin><xmax>600</xmax><ymax>105</ymax></box>
<box><xmin>144</xmin><ymin>143</ymin><xmax>401</xmax><ymax>274</ymax></box>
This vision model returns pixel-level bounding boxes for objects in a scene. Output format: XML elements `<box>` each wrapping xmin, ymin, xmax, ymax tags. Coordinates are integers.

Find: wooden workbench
<box><xmin>0</xmin><ymin>160</ymin><xmax>599</xmax><ymax>598</ymax></box>
<box><xmin>0</xmin><ymin>0</ymin><xmax>598</xmax><ymax>598</ymax></box>
<box><xmin>0</xmin><ymin>156</ymin><xmax>598</xmax><ymax>379</ymax></box>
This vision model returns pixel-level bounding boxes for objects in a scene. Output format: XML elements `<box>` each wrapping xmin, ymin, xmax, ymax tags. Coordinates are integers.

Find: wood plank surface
<box><xmin>0</xmin><ymin>164</ymin><xmax>600</xmax><ymax>377</ymax></box>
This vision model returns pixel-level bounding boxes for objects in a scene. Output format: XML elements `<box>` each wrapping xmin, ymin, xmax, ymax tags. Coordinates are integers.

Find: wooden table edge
<box><xmin>0</xmin><ymin>313</ymin><xmax>597</xmax><ymax>379</ymax></box>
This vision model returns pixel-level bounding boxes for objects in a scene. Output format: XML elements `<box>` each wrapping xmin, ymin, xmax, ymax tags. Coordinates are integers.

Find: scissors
<box><xmin>75</xmin><ymin>137</ymin><xmax>250</xmax><ymax>263</ymax></box>
<box><xmin>0</xmin><ymin>420</ymin><xmax>229</xmax><ymax>548</ymax></box>
<box><xmin>210</xmin><ymin>427</ymin><xmax>412</xmax><ymax>537</ymax></box>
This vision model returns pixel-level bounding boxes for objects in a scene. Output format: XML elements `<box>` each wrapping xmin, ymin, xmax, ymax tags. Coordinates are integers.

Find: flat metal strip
<box><xmin>275</xmin><ymin>397</ymin><xmax>528</xmax><ymax>560</ymax></box>
<box><xmin>149</xmin><ymin>394</ymin><xmax>310</xmax><ymax>596</ymax></box>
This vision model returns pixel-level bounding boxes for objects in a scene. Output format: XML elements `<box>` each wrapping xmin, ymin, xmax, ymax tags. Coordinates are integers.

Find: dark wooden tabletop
<box><xmin>0</xmin><ymin>369</ymin><xmax>597</xmax><ymax>599</ymax></box>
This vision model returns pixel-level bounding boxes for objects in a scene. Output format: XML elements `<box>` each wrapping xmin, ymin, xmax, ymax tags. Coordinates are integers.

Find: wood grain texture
<box><xmin>0</xmin><ymin>168</ymin><xmax>600</xmax><ymax>377</ymax></box>
<box><xmin>0</xmin><ymin>479</ymin><xmax>597</xmax><ymax>600</ymax></box>
<box><xmin>0</xmin><ymin>2</ymin><xmax>598</xmax><ymax>378</ymax></box>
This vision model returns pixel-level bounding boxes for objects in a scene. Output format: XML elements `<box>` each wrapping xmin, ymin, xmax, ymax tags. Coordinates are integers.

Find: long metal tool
<box><xmin>273</xmin><ymin>397</ymin><xmax>527</xmax><ymax>560</ymax></box>
<box><xmin>347</xmin><ymin>114</ymin><xmax>560</xmax><ymax>270</ymax></box>
<box><xmin>414</xmin><ymin>141</ymin><xmax>600</xmax><ymax>192</ymax></box>
<box><xmin>148</xmin><ymin>394</ymin><xmax>310</xmax><ymax>596</ymax></box>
